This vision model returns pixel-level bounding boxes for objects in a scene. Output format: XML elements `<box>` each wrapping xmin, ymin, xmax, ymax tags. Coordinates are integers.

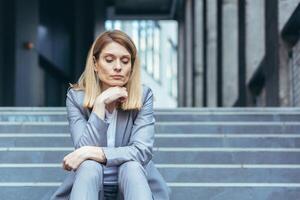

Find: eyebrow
<box><xmin>102</xmin><ymin>52</ymin><xmax>131</xmax><ymax>58</ymax></box>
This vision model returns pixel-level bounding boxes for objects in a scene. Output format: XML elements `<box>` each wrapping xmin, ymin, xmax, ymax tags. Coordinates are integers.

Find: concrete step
<box><xmin>155</xmin><ymin>122</ymin><xmax>300</xmax><ymax>134</ymax></box>
<box><xmin>155</xmin><ymin>113</ymin><xmax>300</xmax><ymax>122</ymax></box>
<box><xmin>1</xmin><ymin>150</ymin><xmax>300</xmax><ymax>164</ymax></box>
<box><xmin>1</xmin><ymin>166</ymin><xmax>300</xmax><ymax>183</ymax></box>
<box><xmin>0</xmin><ymin>121</ymin><xmax>300</xmax><ymax>133</ymax></box>
<box><xmin>1</xmin><ymin>112</ymin><xmax>299</xmax><ymax>122</ymax></box>
<box><xmin>0</xmin><ymin>136</ymin><xmax>300</xmax><ymax>148</ymax></box>
<box><xmin>154</xmin><ymin>107</ymin><xmax>300</xmax><ymax>113</ymax></box>
<box><xmin>1</xmin><ymin>107</ymin><xmax>300</xmax><ymax>199</ymax></box>
<box><xmin>0</xmin><ymin>184</ymin><xmax>299</xmax><ymax>200</ymax></box>
<box><xmin>1</xmin><ymin>107</ymin><xmax>300</xmax><ymax>112</ymax></box>
<box><xmin>170</xmin><ymin>187</ymin><xmax>300</xmax><ymax>200</ymax></box>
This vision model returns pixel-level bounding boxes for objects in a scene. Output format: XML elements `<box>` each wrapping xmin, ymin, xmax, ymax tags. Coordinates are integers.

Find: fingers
<box><xmin>117</xmin><ymin>88</ymin><xmax>128</xmax><ymax>104</ymax></box>
<box><xmin>62</xmin><ymin>150</ymin><xmax>85</xmax><ymax>172</ymax></box>
<box><xmin>118</xmin><ymin>96</ymin><xmax>127</xmax><ymax>103</ymax></box>
<box><xmin>97</xmin><ymin>86</ymin><xmax>128</xmax><ymax>105</ymax></box>
<box><xmin>117</xmin><ymin>87</ymin><xmax>128</xmax><ymax>99</ymax></box>
<box><xmin>62</xmin><ymin>160</ymin><xmax>72</xmax><ymax>171</ymax></box>
<box><xmin>62</xmin><ymin>155</ymin><xmax>74</xmax><ymax>171</ymax></box>
<box><xmin>116</xmin><ymin>86</ymin><xmax>127</xmax><ymax>95</ymax></box>
<box><xmin>108</xmin><ymin>87</ymin><xmax>128</xmax><ymax>103</ymax></box>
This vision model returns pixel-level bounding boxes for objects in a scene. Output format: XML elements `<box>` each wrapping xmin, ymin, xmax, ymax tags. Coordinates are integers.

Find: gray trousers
<box><xmin>69</xmin><ymin>160</ymin><xmax>153</xmax><ymax>200</ymax></box>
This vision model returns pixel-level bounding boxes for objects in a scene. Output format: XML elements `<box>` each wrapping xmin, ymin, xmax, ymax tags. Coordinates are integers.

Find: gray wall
<box><xmin>222</xmin><ymin>0</ymin><xmax>238</xmax><ymax>106</ymax></box>
<box><xmin>0</xmin><ymin>0</ymin><xmax>105</xmax><ymax>106</ymax></box>
<box><xmin>290</xmin><ymin>39</ymin><xmax>300</xmax><ymax>106</ymax></box>
<box><xmin>177</xmin><ymin>0</ymin><xmax>300</xmax><ymax>107</ymax></box>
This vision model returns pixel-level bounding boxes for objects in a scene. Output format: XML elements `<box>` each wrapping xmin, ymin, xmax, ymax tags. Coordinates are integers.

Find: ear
<box><xmin>93</xmin><ymin>56</ymin><xmax>98</xmax><ymax>64</ymax></box>
<box><xmin>93</xmin><ymin>56</ymin><xmax>98</xmax><ymax>71</ymax></box>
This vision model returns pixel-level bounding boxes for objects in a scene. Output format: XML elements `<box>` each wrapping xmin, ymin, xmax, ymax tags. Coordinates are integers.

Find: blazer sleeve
<box><xmin>102</xmin><ymin>87</ymin><xmax>155</xmax><ymax>167</ymax></box>
<box><xmin>66</xmin><ymin>88</ymin><xmax>109</xmax><ymax>149</ymax></box>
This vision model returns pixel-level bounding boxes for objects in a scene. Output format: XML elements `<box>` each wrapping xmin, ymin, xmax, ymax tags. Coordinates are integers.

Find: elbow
<box><xmin>75</xmin><ymin>143</ymin><xmax>81</xmax><ymax>149</ymax></box>
<box><xmin>74</xmin><ymin>138</ymin><xmax>86</xmax><ymax>149</ymax></box>
<box><xmin>134</xmin><ymin>143</ymin><xmax>153</xmax><ymax>166</ymax></box>
<box><xmin>74</xmin><ymin>135</ymin><xmax>93</xmax><ymax>149</ymax></box>
<box><xmin>73</xmin><ymin>137</ymin><xmax>82</xmax><ymax>149</ymax></box>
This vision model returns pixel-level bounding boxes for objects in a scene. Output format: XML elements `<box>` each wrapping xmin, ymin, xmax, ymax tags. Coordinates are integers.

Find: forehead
<box><xmin>101</xmin><ymin>42</ymin><xmax>130</xmax><ymax>57</ymax></box>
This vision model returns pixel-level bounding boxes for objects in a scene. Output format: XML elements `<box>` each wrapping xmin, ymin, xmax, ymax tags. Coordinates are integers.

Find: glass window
<box><xmin>104</xmin><ymin>19</ymin><xmax>177</xmax><ymax>100</ymax></box>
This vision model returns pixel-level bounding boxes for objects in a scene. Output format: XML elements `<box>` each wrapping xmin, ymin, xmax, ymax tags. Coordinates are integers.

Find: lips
<box><xmin>111</xmin><ymin>75</ymin><xmax>124</xmax><ymax>79</ymax></box>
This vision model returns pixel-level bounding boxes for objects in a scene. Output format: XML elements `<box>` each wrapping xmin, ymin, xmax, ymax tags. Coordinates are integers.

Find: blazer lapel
<box><xmin>86</xmin><ymin>107</ymin><xmax>92</xmax><ymax>118</ymax></box>
<box><xmin>115</xmin><ymin>109</ymin><xmax>129</xmax><ymax>147</ymax></box>
<box><xmin>85</xmin><ymin>101</ymin><xmax>129</xmax><ymax>147</ymax></box>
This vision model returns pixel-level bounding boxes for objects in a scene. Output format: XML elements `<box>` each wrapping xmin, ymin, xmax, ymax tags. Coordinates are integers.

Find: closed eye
<box><xmin>106</xmin><ymin>59</ymin><xmax>113</xmax><ymax>63</ymax></box>
<box><xmin>105</xmin><ymin>56</ymin><xmax>114</xmax><ymax>63</ymax></box>
<box><xmin>121</xmin><ymin>58</ymin><xmax>129</xmax><ymax>64</ymax></box>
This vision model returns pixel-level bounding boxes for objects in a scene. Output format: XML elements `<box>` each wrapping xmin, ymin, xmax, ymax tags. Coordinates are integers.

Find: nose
<box><xmin>113</xmin><ymin>59</ymin><xmax>122</xmax><ymax>72</ymax></box>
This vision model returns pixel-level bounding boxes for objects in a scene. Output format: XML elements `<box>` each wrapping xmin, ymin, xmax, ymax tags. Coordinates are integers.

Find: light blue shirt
<box><xmin>103</xmin><ymin>108</ymin><xmax>118</xmax><ymax>185</ymax></box>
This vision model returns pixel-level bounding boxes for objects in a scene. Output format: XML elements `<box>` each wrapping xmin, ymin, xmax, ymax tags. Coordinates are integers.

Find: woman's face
<box><xmin>94</xmin><ymin>42</ymin><xmax>132</xmax><ymax>89</ymax></box>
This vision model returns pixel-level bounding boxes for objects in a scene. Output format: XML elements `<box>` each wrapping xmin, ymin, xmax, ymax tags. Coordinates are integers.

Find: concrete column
<box><xmin>14</xmin><ymin>0</ymin><xmax>44</xmax><ymax>106</ymax></box>
<box><xmin>177</xmin><ymin>12</ymin><xmax>185</xmax><ymax>107</ymax></box>
<box><xmin>245</xmin><ymin>0</ymin><xmax>265</xmax><ymax>84</ymax></box>
<box><xmin>265</xmin><ymin>0</ymin><xmax>279</xmax><ymax>106</ymax></box>
<box><xmin>237</xmin><ymin>0</ymin><xmax>247</xmax><ymax>106</ymax></box>
<box><xmin>177</xmin><ymin>0</ymin><xmax>194</xmax><ymax>107</ymax></box>
<box><xmin>278</xmin><ymin>0</ymin><xmax>300</xmax><ymax>31</ymax></box>
<box><xmin>203</xmin><ymin>0</ymin><xmax>208</xmax><ymax>106</ymax></box>
<box><xmin>0</xmin><ymin>0</ymin><xmax>3</xmax><ymax>105</ymax></box>
<box><xmin>290</xmin><ymin>40</ymin><xmax>300</xmax><ymax>106</ymax></box>
<box><xmin>0</xmin><ymin>0</ymin><xmax>15</xmax><ymax>106</ymax></box>
<box><xmin>222</xmin><ymin>0</ymin><xmax>238</xmax><ymax>106</ymax></box>
<box><xmin>206</xmin><ymin>0</ymin><xmax>218</xmax><ymax>107</ymax></box>
<box><xmin>184</xmin><ymin>0</ymin><xmax>194</xmax><ymax>107</ymax></box>
<box><xmin>94</xmin><ymin>0</ymin><xmax>106</xmax><ymax>38</ymax></box>
<box><xmin>216</xmin><ymin>0</ymin><xmax>223</xmax><ymax>106</ymax></box>
<box><xmin>278</xmin><ymin>1</ymin><xmax>300</xmax><ymax>106</ymax></box>
<box><xmin>73</xmin><ymin>0</ymin><xmax>94</xmax><ymax>80</ymax></box>
<box><xmin>278</xmin><ymin>37</ymin><xmax>291</xmax><ymax>106</ymax></box>
<box><xmin>194</xmin><ymin>0</ymin><xmax>204</xmax><ymax>107</ymax></box>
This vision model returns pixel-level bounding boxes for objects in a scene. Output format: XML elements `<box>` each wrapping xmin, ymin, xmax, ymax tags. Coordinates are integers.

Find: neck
<box><xmin>101</xmin><ymin>83</ymin><xmax>110</xmax><ymax>91</ymax></box>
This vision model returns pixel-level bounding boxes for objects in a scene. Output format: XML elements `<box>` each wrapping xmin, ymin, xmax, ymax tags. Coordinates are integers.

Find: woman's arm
<box><xmin>102</xmin><ymin>87</ymin><xmax>155</xmax><ymax>167</ymax></box>
<box><xmin>63</xmin><ymin>86</ymin><xmax>155</xmax><ymax>170</ymax></box>
<box><xmin>62</xmin><ymin>88</ymin><xmax>109</xmax><ymax>170</ymax></box>
<box><xmin>63</xmin><ymin>87</ymin><xmax>131</xmax><ymax>171</ymax></box>
<box><xmin>66</xmin><ymin>88</ymin><xmax>108</xmax><ymax>149</ymax></box>
<box><xmin>62</xmin><ymin>145</ymin><xmax>106</xmax><ymax>171</ymax></box>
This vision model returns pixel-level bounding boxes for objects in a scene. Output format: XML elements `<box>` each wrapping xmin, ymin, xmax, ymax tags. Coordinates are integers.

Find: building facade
<box><xmin>0</xmin><ymin>0</ymin><xmax>299</xmax><ymax>107</ymax></box>
<box><xmin>178</xmin><ymin>0</ymin><xmax>300</xmax><ymax>107</ymax></box>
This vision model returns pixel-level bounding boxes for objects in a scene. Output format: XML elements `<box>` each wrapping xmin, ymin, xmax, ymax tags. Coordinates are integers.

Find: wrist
<box><xmin>86</xmin><ymin>146</ymin><xmax>106</xmax><ymax>164</ymax></box>
<box><xmin>94</xmin><ymin>99</ymin><xmax>105</xmax><ymax>110</ymax></box>
<box><xmin>93</xmin><ymin>101</ymin><xmax>105</xmax><ymax>120</ymax></box>
<box><xmin>97</xmin><ymin>96</ymin><xmax>106</xmax><ymax>105</ymax></box>
<box><xmin>80</xmin><ymin>146</ymin><xmax>92</xmax><ymax>160</ymax></box>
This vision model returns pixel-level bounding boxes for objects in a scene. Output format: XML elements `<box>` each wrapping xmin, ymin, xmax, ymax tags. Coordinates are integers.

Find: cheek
<box><xmin>123</xmin><ymin>67</ymin><xmax>131</xmax><ymax>82</ymax></box>
<box><xmin>124</xmin><ymin>65</ymin><xmax>132</xmax><ymax>76</ymax></box>
<box><xmin>98</xmin><ymin>61</ymin><xmax>111</xmax><ymax>78</ymax></box>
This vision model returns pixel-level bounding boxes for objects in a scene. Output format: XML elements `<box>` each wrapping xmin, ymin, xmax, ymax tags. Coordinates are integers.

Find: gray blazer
<box><xmin>50</xmin><ymin>84</ymin><xmax>170</xmax><ymax>200</ymax></box>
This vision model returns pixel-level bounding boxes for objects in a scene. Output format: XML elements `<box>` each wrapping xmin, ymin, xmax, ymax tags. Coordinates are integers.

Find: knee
<box><xmin>118</xmin><ymin>161</ymin><xmax>145</xmax><ymax>179</ymax></box>
<box><xmin>75</xmin><ymin>160</ymin><xmax>103</xmax><ymax>183</ymax></box>
<box><xmin>119</xmin><ymin>161</ymin><xmax>144</xmax><ymax>174</ymax></box>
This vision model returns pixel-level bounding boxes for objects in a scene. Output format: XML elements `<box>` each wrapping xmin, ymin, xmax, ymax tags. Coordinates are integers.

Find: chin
<box><xmin>110</xmin><ymin>82</ymin><xmax>127</xmax><ymax>87</ymax></box>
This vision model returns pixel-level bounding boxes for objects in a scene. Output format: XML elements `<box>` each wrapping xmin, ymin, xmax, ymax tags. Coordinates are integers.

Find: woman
<box><xmin>50</xmin><ymin>30</ymin><xmax>170</xmax><ymax>200</ymax></box>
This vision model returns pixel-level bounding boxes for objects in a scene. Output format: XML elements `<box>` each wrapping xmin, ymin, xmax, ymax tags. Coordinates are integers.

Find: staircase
<box><xmin>0</xmin><ymin>107</ymin><xmax>300</xmax><ymax>200</ymax></box>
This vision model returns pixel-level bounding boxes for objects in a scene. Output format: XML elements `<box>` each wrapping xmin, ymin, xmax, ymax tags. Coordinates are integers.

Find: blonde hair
<box><xmin>69</xmin><ymin>30</ymin><xmax>142</xmax><ymax>110</ymax></box>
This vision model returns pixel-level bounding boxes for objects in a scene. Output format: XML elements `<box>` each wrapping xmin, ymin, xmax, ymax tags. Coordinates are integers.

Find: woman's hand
<box><xmin>62</xmin><ymin>146</ymin><xmax>106</xmax><ymax>171</ymax></box>
<box><xmin>92</xmin><ymin>86</ymin><xmax>128</xmax><ymax>120</ymax></box>
<box><xmin>96</xmin><ymin>86</ymin><xmax>128</xmax><ymax>105</ymax></box>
